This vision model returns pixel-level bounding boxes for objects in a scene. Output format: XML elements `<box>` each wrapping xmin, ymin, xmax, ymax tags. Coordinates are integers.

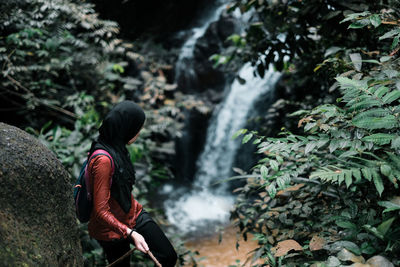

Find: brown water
<box><xmin>184</xmin><ymin>225</ymin><xmax>262</xmax><ymax>267</ymax></box>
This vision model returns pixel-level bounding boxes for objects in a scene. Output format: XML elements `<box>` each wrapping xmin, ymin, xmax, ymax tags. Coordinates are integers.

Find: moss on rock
<box><xmin>0</xmin><ymin>122</ymin><xmax>82</xmax><ymax>266</ymax></box>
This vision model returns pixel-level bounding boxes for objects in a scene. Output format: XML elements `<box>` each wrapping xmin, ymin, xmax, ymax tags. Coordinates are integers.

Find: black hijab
<box><xmin>89</xmin><ymin>101</ymin><xmax>146</xmax><ymax>213</ymax></box>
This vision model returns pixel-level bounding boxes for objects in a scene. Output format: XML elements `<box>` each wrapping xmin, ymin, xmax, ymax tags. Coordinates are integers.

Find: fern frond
<box><xmin>352</xmin><ymin>108</ymin><xmax>391</xmax><ymax>120</ymax></box>
<box><xmin>382</xmin><ymin>90</ymin><xmax>400</xmax><ymax>104</ymax></box>
<box><xmin>311</xmin><ymin>166</ymin><xmax>383</xmax><ymax>194</ymax></box>
<box><xmin>347</xmin><ymin>98</ymin><xmax>381</xmax><ymax>112</ymax></box>
<box><xmin>362</xmin><ymin>133</ymin><xmax>397</xmax><ymax>145</ymax></box>
<box><xmin>352</xmin><ymin>115</ymin><xmax>398</xmax><ymax>130</ymax></box>
<box><xmin>336</xmin><ymin>76</ymin><xmax>368</xmax><ymax>91</ymax></box>
<box><xmin>374</xmin><ymin>86</ymin><xmax>389</xmax><ymax>98</ymax></box>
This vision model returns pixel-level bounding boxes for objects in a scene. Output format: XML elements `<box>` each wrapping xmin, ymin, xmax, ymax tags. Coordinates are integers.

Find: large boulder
<box><xmin>0</xmin><ymin>123</ymin><xmax>82</xmax><ymax>266</ymax></box>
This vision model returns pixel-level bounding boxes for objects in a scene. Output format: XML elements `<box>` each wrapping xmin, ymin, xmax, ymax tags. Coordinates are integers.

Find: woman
<box><xmin>87</xmin><ymin>101</ymin><xmax>177</xmax><ymax>266</ymax></box>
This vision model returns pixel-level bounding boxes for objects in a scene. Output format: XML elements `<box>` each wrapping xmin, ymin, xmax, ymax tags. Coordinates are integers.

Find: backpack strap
<box><xmin>85</xmin><ymin>149</ymin><xmax>115</xmax><ymax>200</ymax></box>
<box><xmin>88</xmin><ymin>149</ymin><xmax>115</xmax><ymax>176</ymax></box>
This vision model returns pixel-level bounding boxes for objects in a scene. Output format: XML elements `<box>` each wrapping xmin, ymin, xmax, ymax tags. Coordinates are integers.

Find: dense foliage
<box><xmin>1</xmin><ymin>0</ymin><xmax>126</xmax><ymax>127</ymax></box>
<box><xmin>1</xmin><ymin>0</ymin><xmax>196</xmax><ymax>266</ymax></box>
<box><xmin>230</xmin><ymin>1</ymin><xmax>400</xmax><ymax>266</ymax></box>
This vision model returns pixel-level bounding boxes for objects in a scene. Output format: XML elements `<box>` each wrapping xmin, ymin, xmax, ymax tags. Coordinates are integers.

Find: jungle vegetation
<box><xmin>2</xmin><ymin>0</ymin><xmax>400</xmax><ymax>266</ymax></box>
<box><xmin>1</xmin><ymin>0</ymin><xmax>189</xmax><ymax>265</ymax></box>
<box><xmin>227</xmin><ymin>0</ymin><xmax>400</xmax><ymax>266</ymax></box>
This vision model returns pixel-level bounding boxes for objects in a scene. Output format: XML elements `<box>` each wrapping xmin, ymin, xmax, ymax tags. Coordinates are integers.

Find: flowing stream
<box><xmin>165</xmin><ymin>63</ymin><xmax>280</xmax><ymax>234</ymax></box>
<box><xmin>163</xmin><ymin>1</ymin><xmax>280</xmax><ymax>237</ymax></box>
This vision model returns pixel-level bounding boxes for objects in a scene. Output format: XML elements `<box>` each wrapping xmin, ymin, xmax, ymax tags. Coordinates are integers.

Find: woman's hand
<box><xmin>128</xmin><ymin>229</ymin><xmax>149</xmax><ymax>253</ymax></box>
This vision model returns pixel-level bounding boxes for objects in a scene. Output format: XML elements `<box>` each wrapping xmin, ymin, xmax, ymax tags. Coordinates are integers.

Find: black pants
<box><xmin>98</xmin><ymin>212</ymin><xmax>177</xmax><ymax>267</ymax></box>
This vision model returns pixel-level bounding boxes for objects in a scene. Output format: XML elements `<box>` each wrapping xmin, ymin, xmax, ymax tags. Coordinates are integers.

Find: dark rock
<box><xmin>174</xmin><ymin>106</ymin><xmax>212</xmax><ymax>181</ymax></box>
<box><xmin>175</xmin><ymin>11</ymin><xmax>239</xmax><ymax>94</ymax></box>
<box><xmin>191</xmin><ymin>12</ymin><xmax>239</xmax><ymax>92</ymax></box>
<box><xmin>0</xmin><ymin>123</ymin><xmax>82</xmax><ymax>266</ymax></box>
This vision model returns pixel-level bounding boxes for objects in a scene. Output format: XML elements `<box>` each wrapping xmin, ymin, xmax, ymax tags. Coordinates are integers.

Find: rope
<box><xmin>106</xmin><ymin>248</ymin><xmax>162</xmax><ymax>267</ymax></box>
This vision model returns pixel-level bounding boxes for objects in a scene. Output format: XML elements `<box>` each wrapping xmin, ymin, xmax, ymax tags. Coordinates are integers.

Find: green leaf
<box><xmin>336</xmin><ymin>220</ymin><xmax>357</xmax><ymax>230</ymax></box>
<box><xmin>362</xmin><ymin>133</ymin><xmax>396</xmax><ymax>145</ymax></box>
<box><xmin>374</xmin><ymin>86</ymin><xmax>389</xmax><ymax>98</ymax></box>
<box><xmin>253</xmin><ymin>138</ymin><xmax>262</xmax><ymax>145</ymax></box>
<box><xmin>352</xmin><ymin>168</ymin><xmax>362</xmax><ymax>183</ymax></box>
<box><xmin>338</xmin><ymin>171</ymin><xmax>345</xmax><ymax>185</ymax></box>
<box><xmin>305</xmin><ymin>142</ymin><xmax>316</xmax><ymax>154</ymax></box>
<box><xmin>338</xmin><ymin>150</ymin><xmax>358</xmax><ymax>159</ymax></box>
<box><xmin>347</xmin><ymin>99</ymin><xmax>381</xmax><ymax>112</ymax></box>
<box><xmin>379</xmin><ymin>29</ymin><xmax>400</xmax><ymax>40</ymax></box>
<box><xmin>269</xmin><ymin>160</ymin><xmax>279</xmax><ymax>171</ymax></box>
<box><xmin>228</xmin><ymin>34</ymin><xmax>242</xmax><ymax>46</ymax></box>
<box><xmin>391</xmin><ymin>136</ymin><xmax>400</xmax><ymax>149</ymax></box>
<box><xmin>336</xmin><ymin>77</ymin><xmax>367</xmax><ymax>90</ymax></box>
<box><xmin>352</xmin><ymin>108</ymin><xmax>390</xmax><ymax>121</ymax></box>
<box><xmin>260</xmin><ymin>165</ymin><xmax>269</xmax><ymax>179</ymax></box>
<box><xmin>391</xmin><ymin>36</ymin><xmax>399</xmax><ymax>50</ymax></box>
<box><xmin>361</xmin><ymin>242</ymin><xmax>376</xmax><ymax>255</ymax></box>
<box><xmin>310</xmin><ymin>169</ymin><xmax>344</xmax><ymax>183</ymax></box>
<box><xmin>324</xmin><ymin>46</ymin><xmax>342</xmax><ymax>57</ymax></box>
<box><xmin>369</xmin><ymin>14</ymin><xmax>381</xmax><ymax>27</ymax></box>
<box><xmin>361</xmin><ymin>59</ymin><xmax>381</xmax><ymax>64</ymax></box>
<box><xmin>340</xmin><ymin>11</ymin><xmax>370</xmax><ymax>23</ymax></box>
<box><xmin>267</xmin><ymin>184</ymin><xmax>277</xmax><ymax>198</ymax></box>
<box><xmin>352</xmin><ymin>115</ymin><xmax>398</xmax><ymax>130</ymax></box>
<box><xmin>372</xmin><ymin>170</ymin><xmax>384</xmax><ymax>196</ymax></box>
<box><xmin>380</xmin><ymin>56</ymin><xmax>392</xmax><ymax>63</ymax></box>
<box><xmin>383</xmin><ymin>69</ymin><xmax>399</xmax><ymax>78</ymax></box>
<box><xmin>304</xmin><ymin>122</ymin><xmax>317</xmax><ymax>132</ymax></box>
<box><xmin>112</xmin><ymin>64</ymin><xmax>124</xmax><ymax>73</ymax></box>
<box><xmin>380</xmin><ymin>165</ymin><xmax>392</xmax><ymax>177</ymax></box>
<box><xmin>348</xmin><ymin>20</ymin><xmax>368</xmax><ymax>29</ymax></box>
<box><xmin>242</xmin><ymin>133</ymin><xmax>253</xmax><ymax>144</ymax></box>
<box><xmin>289</xmin><ymin>110</ymin><xmax>309</xmax><ymax>117</ymax></box>
<box><xmin>276</xmin><ymin>177</ymin><xmax>285</xmax><ymax>189</ymax></box>
<box><xmin>329</xmin><ymin>140</ymin><xmax>340</xmax><ymax>153</ymax></box>
<box><xmin>376</xmin><ymin>217</ymin><xmax>396</xmax><ymax>236</ymax></box>
<box><xmin>382</xmin><ymin>90</ymin><xmax>400</xmax><ymax>104</ymax></box>
<box><xmin>378</xmin><ymin>200</ymin><xmax>400</xmax><ymax>213</ymax></box>
<box><xmin>345</xmin><ymin>170</ymin><xmax>352</xmax><ymax>188</ymax></box>
<box><xmin>363</xmin><ymin>225</ymin><xmax>384</xmax><ymax>240</ymax></box>
<box><xmin>232</xmin><ymin>129</ymin><xmax>247</xmax><ymax>139</ymax></box>
<box><xmin>350</xmin><ymin>53</ymin><xmax>362</xmax><ymax>71</ymax></box>
<box><xmin>361</xmin><ymin>168</ymin><xmax>372</xmax><ymax>181</ymax></box>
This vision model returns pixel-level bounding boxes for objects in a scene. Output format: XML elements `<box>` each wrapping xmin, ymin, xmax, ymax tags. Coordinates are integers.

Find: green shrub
<box><xmin>232</xmin><ymin>8</ymin><xmax>400</xmax><ymax>267</ymax></box>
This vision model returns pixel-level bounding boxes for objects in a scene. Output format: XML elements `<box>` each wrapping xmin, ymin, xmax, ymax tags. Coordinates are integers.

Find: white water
<box><xmin>165</xmin><ymin>64</ymin><xmax>280</xmax><ymax>233</ymax></box>
<box><xmin>174</xmin><ymin>1</ymin><xmax>228</xmax><ymax>89</ymax></box>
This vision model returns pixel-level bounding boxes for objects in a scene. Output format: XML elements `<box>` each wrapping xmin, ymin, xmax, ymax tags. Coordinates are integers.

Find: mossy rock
<box><xmin>0</xmin><ymin>123</ymin><xmax>82</xmax><ymax>266</ymax></box>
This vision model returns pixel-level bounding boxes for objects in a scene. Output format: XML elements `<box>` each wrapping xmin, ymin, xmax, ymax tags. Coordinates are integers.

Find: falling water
<box><xmin>165</xmin><ymin>64</ymin><xmax>280</xmax><ymax>234</ymax></box>
<box><xmin>174</xmin><ymin>0</ymin><xmax>228</xmax><ymax>90</ymax></box>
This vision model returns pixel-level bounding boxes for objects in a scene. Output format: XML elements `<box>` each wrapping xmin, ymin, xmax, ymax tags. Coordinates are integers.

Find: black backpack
<box><xmin>73</xmin><ymin>149</ymin><xmax>114</xmax><ymax>223</ymax></box>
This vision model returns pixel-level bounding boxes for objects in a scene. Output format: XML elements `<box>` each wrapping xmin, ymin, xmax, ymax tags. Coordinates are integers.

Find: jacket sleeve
<box><xmin>89</xmin><ymin>155</ymin><xmax>128</xmax><ymax>238</ymax></box>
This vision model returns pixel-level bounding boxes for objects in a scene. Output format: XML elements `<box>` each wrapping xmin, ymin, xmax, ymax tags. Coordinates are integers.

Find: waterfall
<box><xmin>161</xmin><ymin>0</ymin><xmax>281</xmax><ymax>235</ymax></box>
<box><xmin>194</xmin><ymin>64</ymin><xmax>280</xmax><ymax>189</ymax></box>
<box><xmin>164</xmin><ymin>64</ymin><xmax>280</xmax><ymax>234</ymax></box>
<box><xmin>174</xmin><ymin>0</ymin><xmax>227</xmax><ymax>90</ymax></box>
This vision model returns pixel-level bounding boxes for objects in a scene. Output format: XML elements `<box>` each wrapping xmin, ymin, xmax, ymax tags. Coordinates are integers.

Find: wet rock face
<box><xmin>174</xmin><ymin>107</ymin><xmax>212</xmax><ymax>181</ymax></box>
<box><xmin>192</xmin><ymin>12</ymin><xmax>239</xmax><ymax>92</ymax></box>
<box><xmin>0</xmin><ymin>123</ymin><xmax>82</xmax><ymax>266</ymax></box>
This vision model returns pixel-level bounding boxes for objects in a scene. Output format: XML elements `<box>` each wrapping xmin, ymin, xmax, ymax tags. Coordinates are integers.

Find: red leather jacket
<box><xmin>87</xmin><ymin>155</ymin><xmax>142</xmax><ymax>241</ymax></box>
